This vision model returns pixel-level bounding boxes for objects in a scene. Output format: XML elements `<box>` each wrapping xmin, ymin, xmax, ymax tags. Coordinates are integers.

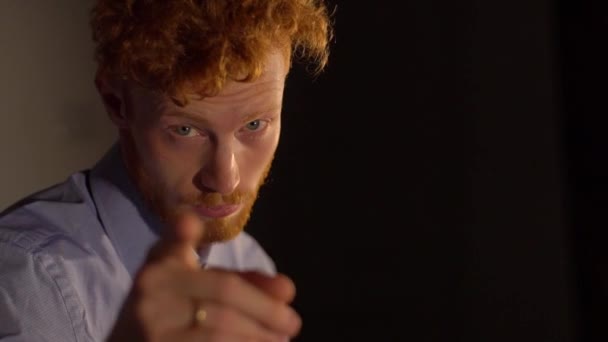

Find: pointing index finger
<box><xmin>147</xmin><ymin>212</ymin><xmax>204</xmax><ymax>268</ymax></box>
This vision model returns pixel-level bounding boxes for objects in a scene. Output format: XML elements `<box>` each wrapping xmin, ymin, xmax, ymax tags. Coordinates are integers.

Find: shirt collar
<box><xmin>89</xmin><ymin>142</ymin><xmax>210</xmax><ymax>276</ymax></box>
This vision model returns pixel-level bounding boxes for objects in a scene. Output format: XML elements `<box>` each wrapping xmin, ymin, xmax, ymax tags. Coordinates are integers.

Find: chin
<box><xmin>196</xmin><ymin>209</ymin><xmax>253</xmax><ymax>244</ymax></box>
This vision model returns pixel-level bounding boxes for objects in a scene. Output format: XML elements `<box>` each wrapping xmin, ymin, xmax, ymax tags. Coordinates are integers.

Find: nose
<box><xmin>198</xmin><ymin>141</ymin><xmax>240</xmax><ymax>195</ymax></box>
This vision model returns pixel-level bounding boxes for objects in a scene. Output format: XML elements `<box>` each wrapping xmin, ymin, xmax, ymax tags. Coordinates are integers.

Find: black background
<box><xmin>246</xmin><ymin>1</ymin><xmax>608</xmax><ymax>341</ymax></box>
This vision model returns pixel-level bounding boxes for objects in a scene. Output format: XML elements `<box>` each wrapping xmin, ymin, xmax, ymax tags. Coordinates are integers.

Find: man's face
<box><xmin>117</xmin><ymin>53</ymin><xmax>287</xmax><ymax>245</ymax></box>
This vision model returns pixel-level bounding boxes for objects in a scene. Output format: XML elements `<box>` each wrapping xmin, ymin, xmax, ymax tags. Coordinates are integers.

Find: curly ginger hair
<box><xmin>90</xmin><ymin>0</ymin><xmax>333</xmax><ymax>105</ymax></box>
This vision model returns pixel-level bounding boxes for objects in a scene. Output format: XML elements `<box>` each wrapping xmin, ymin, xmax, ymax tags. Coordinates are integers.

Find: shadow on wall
<box><xmin>0</xmin><ymin>1</ymin><xmax>117</xmax><ymax>210</ymax></box>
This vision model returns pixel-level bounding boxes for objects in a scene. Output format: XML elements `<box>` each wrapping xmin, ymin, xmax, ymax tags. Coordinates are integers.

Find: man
<box><xmin>0</xmin><ymin>0</ymin><xmax>332</xmax><ymax>341</ymax></box>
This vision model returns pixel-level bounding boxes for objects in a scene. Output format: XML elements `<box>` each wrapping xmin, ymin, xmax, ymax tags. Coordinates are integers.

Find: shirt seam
<box><xmin>35</xmin><ymin>252</ymin><xmax>83</xmax><ymax>342</ymax></box>
<box><xmin>0</xmin><ymin>240</ymin><xmax>84</xmax><ymax>342</ymax></box>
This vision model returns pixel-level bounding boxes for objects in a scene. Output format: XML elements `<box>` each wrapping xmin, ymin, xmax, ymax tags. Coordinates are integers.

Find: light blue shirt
<box><xmin>0</xmin><ymin>144</ymin><xmax>276</xmax><ymax>341</ymax></box>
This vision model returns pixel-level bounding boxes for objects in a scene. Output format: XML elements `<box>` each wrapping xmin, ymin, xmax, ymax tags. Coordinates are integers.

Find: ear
<box><xmin>95</xmin><ymin>70</ymin><xmax>129</xmax><ymax>128</ymax></box>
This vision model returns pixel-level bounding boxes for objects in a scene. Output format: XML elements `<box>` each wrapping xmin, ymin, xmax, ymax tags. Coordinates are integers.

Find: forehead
<box><xmin>219</xmin><ymin>50</ymin><xmax>289</xmax><ymax>95</ymax></box>
<box><xmin>127</xmin><ymin>51</ymin><xmax>288</xmax><ymax>114</ymax></box>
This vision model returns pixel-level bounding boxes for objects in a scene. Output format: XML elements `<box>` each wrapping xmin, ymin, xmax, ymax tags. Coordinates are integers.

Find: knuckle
<box><xmin>205</xmin><ymin>330</ymin><xmax>226</xmax><ymax>342</ymax></box>
<box><xmin>267</xmin><ymin>302</ymin><xmax>287</xmax><ymax>322</ymax></box>
<box><xmin>133</xmin><ymin>299</ymin><xmax>154</xmax><ymax>323</ymax></box>
<box><xmin>209</xmin><ymin>307</ymin><xmax>232</xmax><ymax>329</ymax></box>
<box><xmin>134</xmin><ymin>266</ymin><xmax>160</xmax><ymax>293</ymax></box>
<box><xmin>214</xmin><ymin>273</ymin><xmax>241</xmax><ymax>301</ymax></box>
<box><xmin>148</xmin><ymin>333</ymin><xmax>168</xmax><ymax>342</ymax></box>
<box><xmin>267</xmin><ymin>303</ymin><xmax>294</xmax><ymax>328</ymax></box>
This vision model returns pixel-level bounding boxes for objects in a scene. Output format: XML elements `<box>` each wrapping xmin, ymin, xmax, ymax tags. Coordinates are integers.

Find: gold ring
<box><xmin>193</xmin><ymin>303</ymin><xmax>207</xmax><ymax>326</ymax></box>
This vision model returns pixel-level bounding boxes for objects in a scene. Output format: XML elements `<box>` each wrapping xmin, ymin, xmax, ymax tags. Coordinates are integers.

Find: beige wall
<box><xmin>0</xmin><ymin>1</ymin><xmax>116</xmax><ymax>210</ymax></box>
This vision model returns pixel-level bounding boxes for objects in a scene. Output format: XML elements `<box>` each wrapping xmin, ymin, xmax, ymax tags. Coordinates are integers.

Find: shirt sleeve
<box><xmin>0</xmin><ymin>241</ymin><xmax>81</xmax><ymax>342</ymax></box>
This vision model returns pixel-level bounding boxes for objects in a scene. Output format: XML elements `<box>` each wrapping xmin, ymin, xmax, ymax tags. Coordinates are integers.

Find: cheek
<box><xmin>238</xmin><ymin>131</ymin><xmax>279</xmax><ymax>184</ymax></box>
<box><xmin>133</xmin><ymin>129</ymin><xmax>169</xmax><ymax>170</ymax></box>
<box><xmin>133</xmin><ymin>128</ymin><xmax>198</xmax><ymax>188</ymax></box>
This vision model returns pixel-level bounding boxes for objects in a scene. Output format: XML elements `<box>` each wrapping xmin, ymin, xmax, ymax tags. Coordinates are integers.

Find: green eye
<box><xmin>246</xmin><ymin>120</ymin><xmax>269</xmax><ymax>132</ymax></box>
<box><xmin>245</xmin><ymin>120</ymin><xmax>261</xmax><ymax>131</ymax></box>
<box><xmin>175</xmin><ymin>126</ymin><xmax>193</xmax><ymax>136</ymax></box>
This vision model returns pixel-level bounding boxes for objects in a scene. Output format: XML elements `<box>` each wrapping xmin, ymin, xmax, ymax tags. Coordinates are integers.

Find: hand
<box><xmin>107</xmin><ymin>213</ymin><xmax>301</xmax><ymax>341</ymax></box>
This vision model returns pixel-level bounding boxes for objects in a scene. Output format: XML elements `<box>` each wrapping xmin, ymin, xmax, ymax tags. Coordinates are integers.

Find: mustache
<box><xmin>181</xmin><ymin>191</ymin><xmax>252</xmax><ymax>206</ymax></box>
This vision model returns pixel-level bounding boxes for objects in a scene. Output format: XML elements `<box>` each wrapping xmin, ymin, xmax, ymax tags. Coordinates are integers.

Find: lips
<box><xmin>195</xmin><ymin>204</ymin><xmax>240</xmax><ymax>218</ymax></box>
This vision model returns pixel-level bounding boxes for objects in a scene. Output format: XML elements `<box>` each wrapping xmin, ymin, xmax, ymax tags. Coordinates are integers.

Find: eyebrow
<box><xmin>164</xmin><ymin>106</ymin><xmax>282</xmax><ymax>125</ymax></box>
<box><xmin>164</xmin><ymin>111</ymin><xmax>212</xmax><ymax>126</ymax></box>
<box><xmin>241</xmin><ymin>106</ymin><xmax>282</xmax><ymax>121</ymax></box>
